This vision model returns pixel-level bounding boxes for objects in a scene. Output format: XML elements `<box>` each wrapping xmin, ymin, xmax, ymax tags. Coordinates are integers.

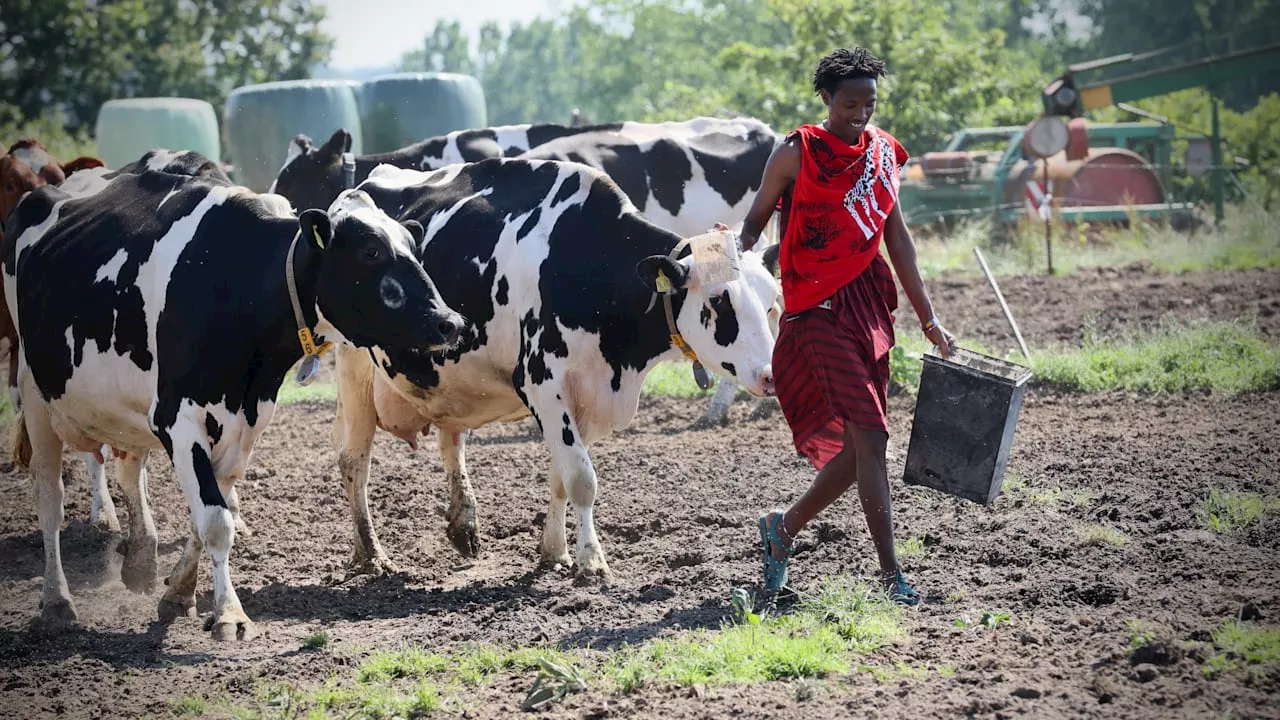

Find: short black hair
<box><xmin>812</xmin><ymin>47</ymin><xmax>887</xmax><ymax>96</ymax></box>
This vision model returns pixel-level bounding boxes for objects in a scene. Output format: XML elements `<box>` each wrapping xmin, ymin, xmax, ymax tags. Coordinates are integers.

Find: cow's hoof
<box><xmin>205</xmin><ymin>611</ymin><xmax>258</xmax><ymax>642</ymax></box>
<box><xmin>157</xmin><ymin>595</ymin><xmax>197</xmax><ymax>623</ymax></box>
<box><xmin>91</xmin><ymin>509</ymin><xmax>122</xmax><ymax>534</ymax></box>
<box><xmin>446</xmin><ymin>519</ymin><xmax>480</xmax><ymax>559</ymax></box>
<box><xmin>234</xmin><ymin>515</ymin><xmax>252</xmax><ymax>538</ymax></box>
<box><xmin>748</xmin><ymin>399</ymin><xmax>779</xmax><ymax>421</ymax></box>
<box><xmin>121</xmin><ymin>552</ymin><xmax>158</xmax><ymax>595</ymax></box>
<box><xmin>573</xmin><ymin>550</ymin><xmax>612</xmax><ymax>586</ymax></box>
<box><xmin>691</xmin><ymin>412</ymin><xmax>730</xmax><ymax>431</ymax></box>
<box><xmin>348</xmin><ymin>554</ymin><xmax>400</xmax><ymax>578</ymax></box>
<box><xmin>39</xmin><ymin>597</ymin><xmax>78</xmax><ymax>630</ymax></box>
<box><xmin>539</xmin><ymin>550</ymin><xmax>573</xmax><ymax>572</ymax></box>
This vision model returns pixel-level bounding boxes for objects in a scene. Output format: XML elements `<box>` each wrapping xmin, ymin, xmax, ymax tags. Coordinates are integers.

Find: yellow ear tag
<box><xmin>654</xmin><ymin>269</ymin><xmax>672</xmax><ymax>294</ymax></box>
<box><xmin>297</xmin><ymin>327</ymin><xmax>333</xmax><ymax>357</ymax></box>
<box><xmin>312</xmin><ymin>226</ymin><xmax>325</xmax><ymax>250</ymax></box>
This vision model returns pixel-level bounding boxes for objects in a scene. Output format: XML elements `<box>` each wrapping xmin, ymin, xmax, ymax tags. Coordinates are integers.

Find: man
<box><xmin>736</xmin><ymin>47</ymin><xmax>957</xmax><ymax>605</ymax></box>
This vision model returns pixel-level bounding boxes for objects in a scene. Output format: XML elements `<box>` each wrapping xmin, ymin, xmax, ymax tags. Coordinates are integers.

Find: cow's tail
<box><xmin>10</xmin><ymin>409</ymin><xmax>31</xmax><ymax>470</ymax></box>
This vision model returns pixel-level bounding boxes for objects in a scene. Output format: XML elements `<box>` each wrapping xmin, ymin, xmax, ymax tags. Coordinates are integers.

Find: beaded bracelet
<box><xmin>922</xmin><ymin>317</ymin><xmax>939</xmax><ymax>333</ymax></box>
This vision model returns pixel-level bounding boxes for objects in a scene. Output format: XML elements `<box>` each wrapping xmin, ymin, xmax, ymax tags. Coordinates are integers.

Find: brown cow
<box><xmin>0</xmin><ymin>138</ymin><xmax>116</xmax><ymax>531</ymax></box>
<box><xmin>0</xmin><ymin>138</ymin><xmax>106</xmax><ymax>390</ymax></box>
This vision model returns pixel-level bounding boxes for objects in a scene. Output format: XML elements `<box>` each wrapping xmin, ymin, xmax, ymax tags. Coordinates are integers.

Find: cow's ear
<box><xmin>760</xmin><ymin>242</ymin><xmax>780</xmax><ymax>276</ymax></box>
<box><xmin>402</xmin><ymin>220</ymin><xmax>425</xmax><ymax>251</ymax></box>
<box><xmin>636</xmin><ymin>254</ymin><xmax>691</xmax><ymax>293</ymax></box>
<box><xmin>299</xmin><ymin>209</ymin><xmax>334</xmax><ymax>252</ymax></box>
<box><xmin>321</xmin><ymin>129</ymin><xmax>353</xmax><ymax>158</ymax></box>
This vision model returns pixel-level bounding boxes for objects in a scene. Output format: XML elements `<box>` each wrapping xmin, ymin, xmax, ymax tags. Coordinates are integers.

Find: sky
<box><xmin>318</xmin><ymin>0</ymin><xmax>571</xmax><ymax>71</ymax></box>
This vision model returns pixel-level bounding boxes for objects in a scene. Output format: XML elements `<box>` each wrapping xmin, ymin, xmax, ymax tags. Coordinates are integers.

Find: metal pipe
<box><xmin>973</xmin><ymin>247</ymin><xmax>1032</xmax><ymax>362</ymax></box>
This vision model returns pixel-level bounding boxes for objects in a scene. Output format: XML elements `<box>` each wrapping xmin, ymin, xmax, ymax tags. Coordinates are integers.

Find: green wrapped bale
<box><xmin>94</xmin><ymin>98</ymin><xmax>221</xmax><ymax>171</ymax></box>
<box><xmin>359</xmin><ymin>73</ymin><xmax>486</xmax><ymax>153</ymax></box>
<box><xmin>223</xmin><ymin>79</ymin><xmax>363</xmax><ymax>191</ymax></box>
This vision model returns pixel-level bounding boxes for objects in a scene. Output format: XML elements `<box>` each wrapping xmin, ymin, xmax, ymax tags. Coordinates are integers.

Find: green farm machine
<box><xmin>899</xmin><ymin>25</ymin><xmax>1280</xmax><ymax>230</ymax></box>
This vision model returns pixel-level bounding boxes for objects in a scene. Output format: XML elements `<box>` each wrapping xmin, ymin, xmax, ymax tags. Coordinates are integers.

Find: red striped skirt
<box><xmin>773</xmin><ymin>254</ymin><xmax>899</xmax><ymax>470</ymax></box>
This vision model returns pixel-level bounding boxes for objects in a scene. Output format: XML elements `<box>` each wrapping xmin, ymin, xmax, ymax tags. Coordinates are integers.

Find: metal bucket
<box><xmin>902</xmin><ymin>347</ymin><xmax>1033</xmax><ymax>505</ymax></box>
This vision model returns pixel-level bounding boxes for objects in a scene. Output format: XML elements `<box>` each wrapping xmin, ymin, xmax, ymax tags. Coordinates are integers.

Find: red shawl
<box><xmin>777</xmin><ymin>124</ymin><xmax>909</xmax><ymax>313</ymax></box>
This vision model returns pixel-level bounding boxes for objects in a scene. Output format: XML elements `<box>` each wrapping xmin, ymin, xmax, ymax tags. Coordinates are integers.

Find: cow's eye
<box><xmin>708</xmin><ymin>295</ymin><xmax>724</xmax><ymax>312</ymax></box>
<box><xmin>362</xmin><ymin>245</ymin><xmax>381</xmax><ymax>262</ymax></box>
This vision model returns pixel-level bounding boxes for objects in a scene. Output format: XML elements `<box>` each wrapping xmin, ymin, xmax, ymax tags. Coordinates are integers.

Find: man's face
<box><xmin>822</xmin><ymin>77</ymin><xmax>877</xmax><ymax>137</ymax></box>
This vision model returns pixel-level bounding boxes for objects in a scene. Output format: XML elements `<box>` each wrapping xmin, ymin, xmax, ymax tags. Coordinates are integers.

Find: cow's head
<box><xmin>269</xmin><ymin>129</ymin><xmax>352</xmax><ymax>213</ymax></box>
<box><xmin>306</xmin><ymin>189</ymin><xmax>464</xmax><ymax>354</ymax></box>
<box><xmin>0</xmin><ymin>139</ymin><xmax>95</xmax><ymax>231</ymax></box>
<box><xmin>637</xmin><ymin>240</ymin><xmax>778</xmax><ymax>398</ymax></box>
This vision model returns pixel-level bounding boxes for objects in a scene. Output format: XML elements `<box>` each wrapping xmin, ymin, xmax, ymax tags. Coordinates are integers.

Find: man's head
<box><xmin>813</xmin><ymin>47</ymin><xmax>888</xmax><ymax>138</ymax></box>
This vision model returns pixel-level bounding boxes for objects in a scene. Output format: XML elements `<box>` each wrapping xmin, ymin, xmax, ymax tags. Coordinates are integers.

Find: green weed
<box><xmin>1203</xmin><ymin>620</ymin><xmax>1280</xmax><ymax>680</ymax></box>
<box><xmin>302</xmin><ymin>631</ymin><xmax>331</xmax><ymax>651</ymax></box>
<box><xmin>1201</xmin><ymin>488</ymin><xmax>1277</xmax><ymax>535</ymax></box>
<box><xmin>1032</xmin><ymin>322</ymin><xmax>1280</xmax><ymax>395</ymax></box>
<box><xmin>897</xmin><ymin>536</ymin><xmax>926</xmax><ymax>560</ymax></box>
<box><xmin>1078</xmin><ymin>524</ymin><xmax>1130</xmax><ymax>548</ymax></box>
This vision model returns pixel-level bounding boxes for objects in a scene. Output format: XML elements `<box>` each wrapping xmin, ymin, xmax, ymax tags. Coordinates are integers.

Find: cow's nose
<box><xmin>438</xmin><ymin>316</ymin><xmax>462</xmax><ymax>346</ymax></box>
<box><xmin>761</xmin><ymin>366</ymin><xmax>775</xmax><ymax>396</ymax></box>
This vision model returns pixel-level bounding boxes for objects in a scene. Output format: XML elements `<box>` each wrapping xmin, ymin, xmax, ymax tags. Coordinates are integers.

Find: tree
<box><xmin>718</xmin><ymin>0</ymin><xmax>1045</xmax><ymax>152</ymax></box>
<box><xmin>0</xmin><ymin>0</ymin><xmax>333</xmax><ymax>133</ymax></box>
<box><xmin>399</xmin><ymin>20</ymin><xmax>476</xmax><ymax>75</ymax></box>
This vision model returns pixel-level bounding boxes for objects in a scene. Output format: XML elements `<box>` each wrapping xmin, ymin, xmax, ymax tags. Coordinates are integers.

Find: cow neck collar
<box><xmin>650</xmin><ymin>237</ymin><xmax>713</xmax><ymax>391</ymax></box>
<box><xmin>285</xmin><ymin>230</ymin><xmax>332</xmax><ymax>384</ymax></box>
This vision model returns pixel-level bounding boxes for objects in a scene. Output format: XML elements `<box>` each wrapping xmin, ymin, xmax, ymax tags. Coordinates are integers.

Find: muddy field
<box><xmin>0</xmin><ymin>266</ymin><xmax>1277</xmax><ymax>719</ymax></box>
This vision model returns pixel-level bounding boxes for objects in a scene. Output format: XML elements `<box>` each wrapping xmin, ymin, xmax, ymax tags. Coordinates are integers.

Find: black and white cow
<box><xmin>331</xmin><ymin>158</ymin><xmax>778</xmax><ymax>580</ymax></box>
<box><xmin>3</xmin><ymin>160</ymin><xmax>463</xmax><ymax>638</ymax></box>
<box><xmin>271</xmin><ymin>117</ymin><xmax>785</xmax><ymax>426</ymax></box>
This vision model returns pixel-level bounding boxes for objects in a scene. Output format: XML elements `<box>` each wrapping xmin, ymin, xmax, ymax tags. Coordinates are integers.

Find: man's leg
<box><xmin>847</xmin><ymin>426</ymin><xmax>897</xmax><ymax>574</ymax></box>
<box><xmin>763</xmin><ymin>437</ymin><xmax>858</xmax><ymax>564</ymax></box>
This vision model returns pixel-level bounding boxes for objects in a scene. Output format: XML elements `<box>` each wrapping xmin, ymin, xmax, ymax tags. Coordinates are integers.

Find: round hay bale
<box><xmin>94</xmin><ymin>97</ymin><xmax>221</xmax><ymax>171</ymax></box>
<box><xmin>359</xmin><ymin>72</ymin><xmax>486</xmax><ymax>153</ymax></box>
<box><xmin>223</xmin><ymin>79</ymin><xmax>363</xmax><ymax>192</ymax></box>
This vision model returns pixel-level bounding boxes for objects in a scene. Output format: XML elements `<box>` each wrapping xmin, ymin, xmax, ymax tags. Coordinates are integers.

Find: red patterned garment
<box><xmin>772</xmin><ymin>124</ymin><xmax>909</xmax><ymax>469</ymax></box>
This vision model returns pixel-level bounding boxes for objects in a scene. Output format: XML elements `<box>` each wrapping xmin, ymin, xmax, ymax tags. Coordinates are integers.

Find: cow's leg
<box><xmin>540</xmin><ymin>410</ymin><xmax>610</xmax><ymax>581</ymax></box>
<box><xmin>332</xmin><ymin>345</ymin><xmax>397</xmax><ymax>576</ymax></box>
<box><xmin>697</xmin><ymin>378</ymin><xmax>739</xmax><ymax>428</ymax></box>
<box><xmin>23</xmin><ymin>393</ymin><xmax>76</xmax><ymax>627</ymax></box>
<box><xmin>749</xmin><ymin>397</ymin><xmax>780</xmax><ymax>420</ymax></box>
<box><xmin>84</xmin><ymin>448</ymin><xmax>121</xmax><ymax>533</ymax></box>
<box><xmin>539</xmin><ymin>465</ymin><xmax>573</xmax><ymax>569</ymax></box>
<box><xmin>158</xmin><ymin>522</ymin><xmax>200</xmax><ymax>622</ymax></box>
<box><xmin>227</xmin><ymin>485</ymin><xmax>250</xmax><ymax>537</ymax></box>
<box><xmin>167</xmin><ymin>424</ymin><xmax>254</xmax><ymax>641</ymax></box>
<box><xmin>116</xmin><ymin>450</ymin><xmax>157</xmax><ymax>594</ymax></box>
<box><xmin>440</xmin><ymin>428</ymin><xmax>480</xmax><ymax>559</ymax></box>
<box><xmin>6</xmin><ymin>336</ymin><xmax>20</xmax><ymax>410</ymax></box>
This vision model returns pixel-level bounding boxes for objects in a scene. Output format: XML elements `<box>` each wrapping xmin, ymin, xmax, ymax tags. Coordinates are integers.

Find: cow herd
<box><xmin>0</xmin><ymin>116</ymin><xmax>787</xmax><ymax>640</ymax></box>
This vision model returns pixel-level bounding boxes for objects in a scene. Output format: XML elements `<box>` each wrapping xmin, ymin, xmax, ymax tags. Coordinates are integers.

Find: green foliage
<box><xmin>0</xmin><ymin>111</ymin><xmax>97</xmax><ymax>160</ymax></box>
<box><xmin>1</xmin><ymin>0</ymin><xmax>333</xmax><ymax>138</ymax></box>
<box><xmin>1203</xmin><ymin>620</ymin><xmax>1280</xmax><ymax>680</ymax></box>
<box><xmin>302</xmin><ymin>631</ymin><xmax>332</xmax><ymax>651</ymax></box>
<box><xmin>605</xmin><ymin>579</ymin><xmax>903</xmax><ymax>691</ymax></box>
<box><xmin>641</xmin><ymin>361</ymin><xmax>716</xmax><ymax>399</ymax></box>
<box><xmin>1200</xmin><ymin>488</ymin><xmax>1277</xmax><ymax>536</ymax></box>
<box><xmin>954</xmin><ymin>609</ymin><xmax>1013</xmax><ymax>630</ymax></box>
<box><xmin>1032</xmin><ymin>322</ymin><xmax>1280</xmax><ymax>395</ymax></box>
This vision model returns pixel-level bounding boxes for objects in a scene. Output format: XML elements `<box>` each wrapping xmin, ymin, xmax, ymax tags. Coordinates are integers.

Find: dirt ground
<box><xmin>0</xmin><ymin>266</ymin><xmax>1277</xmax><ymax>719</ymax></box>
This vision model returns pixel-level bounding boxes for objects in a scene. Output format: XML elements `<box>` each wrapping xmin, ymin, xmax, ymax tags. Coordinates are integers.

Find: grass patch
<box><xmin>1126</xmin><ymin>619</ymin><xmax>1157</xmax><ymax>650</ymax></box>
<box><xmin>170</xmin><ymin>695</ymin><xmax>207</xmax><ymax>716</ymax></box>
<box><xmin>1078</xmin><ymin>524</ymin><xmax>1130</xmax><ymax>548</ymax></box>
<box><xmin>897</xmin><ymin>536</ymin><xmax>926</xmax><ymax>560</ymax></box>
<box><xmin>1027</xmin><ymin>485</ymin><xmax>1097</xmax><ymax>508</ymax></box>
<box><xmin>301</xmin><ymin>631</ymin><xmax>331</xmax><ymax>651</ymax></box>
<box><xmin>1032</xmin><ymin>322</ymin><xmax>1279</xmax><ymax>395</ymax></box>
<box><xmin>915</xmin><ymin>204</ymin><xmax>1280</xmax><ymax>278</ymax></box>
<box><xmin>604</xmin><ymin>579</ymin><xmax>904</xmax><ymax>692</ymax></box>
<box><xmin>1200</xmin><ymin>488</ymin><xmax>1277</xmax><ymax>535</ymax></box>
<box><xmin>1203</xmin><ymin>620</ymin><xmax>1280</xmax><ymax>680</ymax></box>
<box><xmin>173</xmin><ymin>580</ymin><xmax>909</xmax><ymax>713</ymax></box>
